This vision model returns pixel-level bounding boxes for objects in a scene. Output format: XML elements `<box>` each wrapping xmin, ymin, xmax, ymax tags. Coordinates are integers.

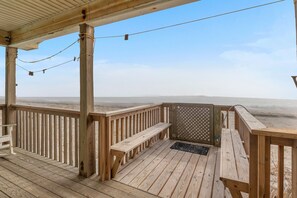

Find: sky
<box><xmin>0</xmin><ymin>0</ymin><xmax>296</xmax><ymax>99</ymax></box>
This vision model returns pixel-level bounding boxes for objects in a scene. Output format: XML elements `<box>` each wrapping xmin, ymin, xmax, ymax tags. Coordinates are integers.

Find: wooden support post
<box><xmin>79</xmin><ymin>23</ymin><xmax>95</xmax><ymax>177</ymax></box>
<box><xmin>5</xmin><ymin>47</ymin><xmax>17</xmax><ymax>146</ymax></box>
<box><xmin>292</xmin><ymin>140</ymin><xmax>297</xmax><ymax>198</ymax></box>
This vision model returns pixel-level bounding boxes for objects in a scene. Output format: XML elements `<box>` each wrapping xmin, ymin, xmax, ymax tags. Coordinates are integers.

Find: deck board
<box><xmin>0</xmin><ymin>140</ymin><xmax>226</xmax><ymax>198</ymax></box>
<box><xmin>0</xmin><ymin>148</ymin><xmax>159</xmax><ymax>198</ymax></box>
<box><xmin>116</xmin><ymin>139</ymin><xmax>227</xmax><ymax>198</ymax></box>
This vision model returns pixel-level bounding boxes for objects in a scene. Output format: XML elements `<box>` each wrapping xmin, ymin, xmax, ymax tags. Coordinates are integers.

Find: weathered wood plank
<box><xmin>121</xmin><ymin>141</ymin><xmax>173</xmax><ymax>184</ymax></box>
<box><xmin>171</xmin><ymin>153</ymin><xmax>200</xmax><ymax>198</ymax></box>
<box><xmin>114</xmin><ymin>140</ymin><xmax>165</xmax><ymax>181</ymax></box>
<box><xmin>0</xmin><ymin>174</ymin><xmax>35</xmax><ymax>198</ymax></box>
<box><xmin>198</xmin><ymin>147</ymin><xmax>217</xmax><ymax>198</ymax></box>
<box><xmin>0</xmin><ymin>165</ymin><xmax>60</xmax><ymax>198</ymax></box>
<box><xmin>0</xmin><ymin>158</ymin><xmax>84</xmax><ymax>198</ymax></box>
<box><xmin>138</xmin><ymin>149</ymin><xmax>178</xmax><ymax>191</ymax></box>
<box><xmin>185</xmin><ymin>153</ymin><xmax>208</xmax><ymax>197</ymax></box>
<box><xmin>4</xmin><ymin>156</ymin><xmax>109</xmax><ymax>198</ymax></box>
<box><xmin>12</xmin><ymin>148</ymin><xmax>157</xmax><ymax>198</ymax></box>
<box><xmin>158</xmin><ymin>152</ymin><xmax>191</xmax><ymax>197</ymax></box>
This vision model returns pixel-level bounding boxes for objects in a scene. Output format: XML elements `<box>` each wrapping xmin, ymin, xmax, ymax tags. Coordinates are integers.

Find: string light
<box><xmin>17</xmin><ymin>57</ymin><xmax>78</xmax><ymax>76</ymax></box>
<box><xmin>17</xmin><ymin>39</ymin><xmax>79</xmax><ymax>64</ymax></box>
<box><xmin>94</xmin><ymin>0</ymin><xmax>285</xmax><ymax>40</ymax></box>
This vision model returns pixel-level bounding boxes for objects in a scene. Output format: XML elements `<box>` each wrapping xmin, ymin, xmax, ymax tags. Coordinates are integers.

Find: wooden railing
<box><xmin>234</xmin><ymin>106</ymin><xmax>297</xmax><ymax>198</ymax></box>
<box><xmin>12</xmin><ymin>105</ymin><xmax>80</xmax><ymax>167</ymax></box>
<box><xmin>91</xmin><ymin>103</ymin><xmax>166</xmax><ymax>181</ymax></box>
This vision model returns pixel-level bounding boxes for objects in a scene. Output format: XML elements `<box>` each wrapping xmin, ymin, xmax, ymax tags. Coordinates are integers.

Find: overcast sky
<box><xmin>0</xmin><ymin>0</ymin><xmax>296</xmax><ymax>99</ymax></box>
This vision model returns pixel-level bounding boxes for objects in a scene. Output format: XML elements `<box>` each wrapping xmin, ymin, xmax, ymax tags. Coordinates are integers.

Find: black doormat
<box><xmin>170</xmin><ymin>142</ymin><xmax>209</xmax><ymax>155</ymax></box>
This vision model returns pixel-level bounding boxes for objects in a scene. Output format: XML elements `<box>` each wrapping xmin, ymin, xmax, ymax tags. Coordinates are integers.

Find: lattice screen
<box><xmin>170</xmin><ymin>104</ymin><xmax>214</xmax><ymax>144</ymax></box>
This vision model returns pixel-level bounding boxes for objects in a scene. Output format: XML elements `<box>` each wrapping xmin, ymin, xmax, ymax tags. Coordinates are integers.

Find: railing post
<box><xmin>5</xmin><ymin>47</ymin><xmax>17</xmax><ymax>146</ymax></box>
<box><xmin>213</xmin><ymin>106</ymin><xmax>222</xmax><ymax>146</ymax></box>
<box><xmin>249</xmin><ymin>133</ymin><xmax>258</xmax><ymax>197</ymax></box>
<box><xmin>258</xmin><ymin>135</ymin><xmax>271</xmax><ymax>197</ymax></box>
<box><xmin>79</xmin><ymin>23</ymin><xmax>95</xmax><ymax>177</ymax></box>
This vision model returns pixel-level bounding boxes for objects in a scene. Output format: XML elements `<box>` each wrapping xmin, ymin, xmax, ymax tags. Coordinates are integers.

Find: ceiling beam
<box><xmin>9</xmin><ymin>0</ymin><xmax>197</xmax><ymax>50</ymax></box>
<box><xmin>0</xmin><ymin>29</ymin><xmax>10</xmax><ymax>46</ymax></box>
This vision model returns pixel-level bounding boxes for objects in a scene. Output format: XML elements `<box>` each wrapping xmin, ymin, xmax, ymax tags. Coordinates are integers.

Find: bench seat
<box><xmin>220</xmin><ymin>128</ymin><xmax>249</xmax><ymax>198</ymax></box>
<box><xmin>111</xmin><ymin>122</ymin><xmax>171</xmax><ymax>177</ymax></box>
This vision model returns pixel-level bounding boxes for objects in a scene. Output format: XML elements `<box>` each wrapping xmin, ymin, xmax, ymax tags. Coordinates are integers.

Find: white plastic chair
<box><xmin>0</xmin><ymin>124</ymin><xmax>16</xmax><ymax>156</ymax></box>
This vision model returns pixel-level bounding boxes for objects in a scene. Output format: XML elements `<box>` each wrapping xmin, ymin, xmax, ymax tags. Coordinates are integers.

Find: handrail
<box><xmin>0</xmin><ymin>104</ymin><xmax>5</xmax><ymax>109</ymax></box>
<box><xmin>235</xmin><ymin>106</ymin><xmax>266</xmax><ymax>131</ymax></box>
<box><xmin>90</xmin><ymin>103</ymin><xmax>162</xmax><ymax>118</ymax></box>
<box><xmin>234</xmin><ymin>105</ymin><xmax>297</xmax><ymax>197</ymax></box>
<box><xmin>12</xmin><ymin>104</ymin><xmax>80</xmax><ymax>118</ymax></box>
<box><xmin>252</xmin><ymin>128</ymin><xmax>297</xmax><ymax>139</ymax></box>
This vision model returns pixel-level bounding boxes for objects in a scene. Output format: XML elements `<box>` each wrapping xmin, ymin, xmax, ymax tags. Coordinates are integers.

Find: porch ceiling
<box><xmin>0</xmin><ymin>0</ymin><xmax>198</xmax><ymax>50</ymax></box>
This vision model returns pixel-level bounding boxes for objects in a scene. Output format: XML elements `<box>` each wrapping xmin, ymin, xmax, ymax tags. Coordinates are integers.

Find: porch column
<box><xmin>5</xmin><ymin>47</ymin><xmax>17</xmax><ymax>145</ymax></box>
<box><xmin>79</xmin><ymin>23</ymin><xmax>95</xmax><ymax>177</ymax></box>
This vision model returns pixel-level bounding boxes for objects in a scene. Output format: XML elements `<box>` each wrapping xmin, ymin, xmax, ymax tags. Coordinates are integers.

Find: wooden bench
<box><xmin>110</xmin><ymin>122</ymin><xmax>171</xmax><ymax>177</ymax></box>
<box><xmin>0</xmin><ymin>124</ymin><xmax>16</xmax><ymax>157</ymax></box>
<box><xmin>220</xmin><ymin>128</ymin><xmax>249</xmax><ymax>198</ymax></box>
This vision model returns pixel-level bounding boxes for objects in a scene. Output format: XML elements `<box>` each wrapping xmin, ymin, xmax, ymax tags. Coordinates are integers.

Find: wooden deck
<box><xmin>0</xmin><ymin>148</ymin><xmax>158</xmax><ymax>198</ymax></box>
<box><xmin>114</xmin><ymin>139</ymin><xmax>230</xmax><ymax>198</ymax></box>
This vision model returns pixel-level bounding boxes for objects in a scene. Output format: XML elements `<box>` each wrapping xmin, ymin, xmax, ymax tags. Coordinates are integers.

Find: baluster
<box><xmin>41</xmin><ymin>113</ymin><xmax>45</xmax><ymax>156</ymax></box>
<box><xmin>278</xmin><ymin>145</ymin><xmax>284</xmax><ymax>198</ymax></box>
<box><xmin>37</xmin><ymin>113</ymin><xmax>41</xmax><ymax>155</ymax></box>
<box><xmin>49</xmin><ymin>115</ymin><xmax>53</xmax><ymax>159</ymax></box>
<box><xmin>75</xmin><ymin>118</ymin><xmax>79</xmax><ymax>167</ymax></box>
<box><xmin>111</xmin><ymin>120</ymin><xmax>115</xmax><ymax>145</ymax></box>
<box><xmin>59</xmin><ymin>116</ymin><xmax>63</xmax><ymax>162</ymax></box>
<box><xmin>64</xmin><ymin>116</ymin><xmax>68</xmax><ymax>164</ymax></box>
<box><xmin>69</xmin><ymin>118</ymin><xmax>73</xmax><ymax>166</ymax></box>
<box><xmin>54</xmin><ymin>115</ymin><xmax>58</xmax><ymax>160</ymax></box>
<box><xmin>45</xmin><ymin>114</ymin><xmax>48</xmax><ymax>157</ymax></box>
<box><xmin>116</xmin><ymin>119</ymin><xmax>120</xmax><ymax>143</ymax></box>
<box><xmin>292</xmin><ymin>140</ymin><xmax>297</xmax><ymax>198</ymax></box>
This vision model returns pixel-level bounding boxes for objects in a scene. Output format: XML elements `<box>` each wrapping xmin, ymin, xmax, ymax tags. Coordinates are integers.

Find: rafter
<box><xmin>9</xmin><ymin>0</ymin><xmax>197</xmax><ymax>50</ymax></box>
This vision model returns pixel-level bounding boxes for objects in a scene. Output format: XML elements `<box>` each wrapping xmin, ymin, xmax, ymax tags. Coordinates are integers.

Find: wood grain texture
<box><xmin>79</xmin><ymin>23</ymin><xmax>95</xmax><ymax>177</ymax></box>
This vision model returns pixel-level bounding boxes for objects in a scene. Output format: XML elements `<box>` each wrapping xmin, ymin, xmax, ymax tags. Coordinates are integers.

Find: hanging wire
<box><xmin>15</xmin><ymin>0</ymin><xmax>285</xmax><ymax>76</ymax></box>
<box><xmin>16</xmin><ymin>64</ymin><xmax>30</xmax><ymax>72</ymax></box>
<box><xmin>95</xmin><ymin>0</ymin><xmax>285</xmax><ymax>40</ymax></box>
<box><xmin>17</xmin><ymin>57</ymin><xmax>79</xmax><ymax>76</ymax></box>
<box><xmin>17</xmin><ymin>39</ymin><xmax>79</xmax><ymax>64</ymax></box>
